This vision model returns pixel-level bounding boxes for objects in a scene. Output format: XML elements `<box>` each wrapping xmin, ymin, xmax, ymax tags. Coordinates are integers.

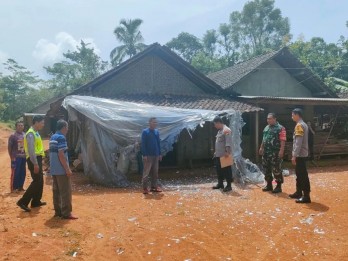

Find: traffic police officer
<box><xmin>259</xmin><ymin>113</ymin><xmax>286</xmax><ymax>193</ymax></box>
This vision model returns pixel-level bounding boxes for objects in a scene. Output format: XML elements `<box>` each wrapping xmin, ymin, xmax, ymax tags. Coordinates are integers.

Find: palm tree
<box><xmin>110</xmin><ymin>18</ymin><xmax>146</xmax><ymax>66</ymax></box>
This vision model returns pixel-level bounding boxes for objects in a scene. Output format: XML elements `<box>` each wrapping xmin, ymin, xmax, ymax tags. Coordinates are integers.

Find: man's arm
<box><xmin>58</xmin><ymin>150</ymin><xmax>72</xmax><ymax>176</ymax></box>
<box><xmin>224</xmin><ymin>129</ymin><xmax>233</xmax><ymax>156</ymax></box>
<box><xmin>8</xmin><ymin>135</ymin><xmax>14</xmax><ymax>159</ymax></box>
<box><xmin>156</xmin><ymin>131</ymin><xmax>162</xmax><ymax>160</ymax></box>
<box><xmin>292</xmin><ymin>124</ymin><xmax>304</xmax><ymax>158</ymax></box>
<box><xmin>279</xmin><ymin>127</ymin><xmax>286</xmax><ymax>158</ymax></box>
<box><xmin>141</xmin><ymin>131</ymin><xmax>148</xmax><ymax>159</ymax></box>
<box><xmin>27</xmin><ymin>133</ymin><xmax>38</xmax><ymax>165</ymax></box>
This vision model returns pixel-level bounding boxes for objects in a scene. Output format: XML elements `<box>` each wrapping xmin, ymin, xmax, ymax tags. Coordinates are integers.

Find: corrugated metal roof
<box><xmin>239</xmin><ymin>96</ymin><xmax>348</xmax><ymax>105</ymax></box>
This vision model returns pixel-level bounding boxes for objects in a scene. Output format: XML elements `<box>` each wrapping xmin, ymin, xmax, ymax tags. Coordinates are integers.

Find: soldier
<box><xmin>259</xmin><ymin>113</ymin><xmax>286</xmax><ymax>193</ymax></box>
<box><xmin>212</xmin><ymin>116</ymin><xmax>233</xmax><ymax>192</ymax></box>
<box><xmin>289</xmin><ymin>108</ymin><xmax>311</xmax><ymax>203</ymax></box>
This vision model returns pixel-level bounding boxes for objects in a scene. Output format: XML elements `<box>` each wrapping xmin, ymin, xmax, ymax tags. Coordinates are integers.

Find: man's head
<box><xmin>32</xmin><ymin>115</ymin><xmax>45</xmax><ymax>131</ymax></box>
<box><xmin>267</xmin><ymin>113</ymin><xmax>277</xmax><ymax>126</ymax></box>
<box><xmin>213</xmin><ymin>116</ymin><xmax>224</xmax><ymax>130</ymax></box>
<box><xmin>149</xmin><ymin>117</ymin><xmax>158</xmax><ymax>130</ymax></box>
<box><xmin>56</xmin><ymin>120</ymin><xmax>68</xmax><ymax>136</ymax></box>
<box><xmin>15</xmin><ymin>121</ymin><xmax>24</xmax><ymax>133</ymax></box>
<box><xmin>292</xmin><ymin>108</ymin><xmax>303</xmax><ymax>123</ymax></box>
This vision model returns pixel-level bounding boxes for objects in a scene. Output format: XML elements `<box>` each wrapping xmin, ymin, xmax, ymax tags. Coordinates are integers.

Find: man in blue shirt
<box><xmin>141</xmin><ymin>117</ymin><xmax>162</xmax><ymax>194</ymax></box>
<box><xmin>49</xmin><ymin>120</ymin><xmax>77</xmax><ymax>219</ymax></box>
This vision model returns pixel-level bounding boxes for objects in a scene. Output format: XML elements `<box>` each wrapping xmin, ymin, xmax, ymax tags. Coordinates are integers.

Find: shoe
<box><xmin>212</xmin><ymin>183</ymin><xmax>224</xmax><ymax>189</ymax></box>
<box><xmin>262</xmin><ymin>181</ymin><xmax>273</xmax><ymax>192</ymax></box>
<box><xmin>223</xmin><ymin>186</ymin><xmax>232</xmax><ymax>192</ymax></box>
<box><xmin>17</xmin><ymin>201</ymin><xmax>31</xmax><ymax>212</ymax></box>
<box><xmin>62</xmin><ymin>215</ymin><xmax>78</xmax><ymax>220</ymax></box>
<box><xmin>31</xmin><ymin>202</ymin><xmax>47</xmax><ymax>208</ymax></box>
<box><xmin>54</xmin><ymin>213</ymin><xmax>62</xmax><ymax>218</ymax></box>
<box><xmin>272</xmin><ymin>184</ymin><xmax>282</xmax><ymax>193</ymax></box>
<box><xmin>150</xmin><ymin>187</ymin><xmax>162</xmax><ymax>193</ymax></box>
<box><xmin>289</xmin><ymin>186</ymin><xmax>303</xmax><ymax>199</ymax></box>
<box><xmin>18</xmin><ymin>188</ymin><xmax>26</xmax><ymax>192</ymax></box>
<box><xmin>296</xmin><ymin>192</ymin><xmax>311</xmax><ymax>203</ymax></box>
<box><xmin>143</xmin><ymin>189</ymin><xmax>149</xmax><ymax>195</ymax></box>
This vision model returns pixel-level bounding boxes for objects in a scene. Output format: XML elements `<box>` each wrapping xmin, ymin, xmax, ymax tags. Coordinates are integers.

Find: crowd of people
<box><xmin>9</xmin><ymin>108</ymin><xmax>312</xmax><ymax>218</ymax></box>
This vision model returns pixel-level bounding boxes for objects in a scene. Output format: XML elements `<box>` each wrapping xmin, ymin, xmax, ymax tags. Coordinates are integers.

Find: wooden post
<box><xmin>318</xmin><ymin>109</ymin><xmax>340</xmax><ymax>160</ymax></box>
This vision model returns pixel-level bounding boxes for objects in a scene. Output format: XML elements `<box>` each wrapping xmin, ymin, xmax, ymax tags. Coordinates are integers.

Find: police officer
<box><xmin>259</xmin><ymin>113</ymin><xmax>286</xmax><ymax>193</ymax></box>
<box><xmin>212</xmin><ymin>116</ymin><xmax>233</xmax><ymax>192</ymax></box>
<box><xmin>17</xmin><ymin>115</ymin><xmax>46</xmax><ymax>212</ymax></box>
<box><xmin>289</xmin><ymin>108</ymin><xmax>311</xmax><ymax>203</ymax></box>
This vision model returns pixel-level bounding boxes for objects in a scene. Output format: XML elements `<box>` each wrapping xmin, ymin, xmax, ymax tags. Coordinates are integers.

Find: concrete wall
<box><xmin>233</xmin><ymin>60</ymin><xmax>313</xmax><ymax>97</ymax></box>
<box><xmin>93</xmin><ymin>55</ymin><xmax>205</xmax><ymax>97</ymax></box>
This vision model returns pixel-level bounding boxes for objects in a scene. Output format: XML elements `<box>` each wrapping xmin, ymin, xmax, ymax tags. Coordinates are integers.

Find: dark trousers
<box><xmin>52</xmin><ymin>175</ymin><xmax>72</xmax><ymax>217</ymax></box>
<box><xmin>295</xmin><ymin>157</ymin><xmax>311</xmax><ymax>193</ymax></box>
<box><xmin>215</xmin><ymin>157</ymin><xmax>233</xmax><ymax>185</ymax></box>
<box><xmin>19</xmin><ymin>156</ymin><xmax>44</xmax><ymax>206</ymax></box>
<box><xmin>11</xmin><ymin>157</ymin><xmax>27</xmax><ymax>191</ymax></box>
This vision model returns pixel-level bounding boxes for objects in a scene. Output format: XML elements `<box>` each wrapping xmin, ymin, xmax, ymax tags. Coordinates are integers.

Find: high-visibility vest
<box><xmin>24</xmin><ymin>127</ymin><xmax>45</xmax><ymax>158</ymax></box>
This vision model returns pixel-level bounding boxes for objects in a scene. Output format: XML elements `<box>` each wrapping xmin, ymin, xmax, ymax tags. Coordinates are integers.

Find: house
<box><xmin>45</xmin><ymin>43</ymin><xmax>262</xmax><ymax>166</ymax></box>
<box><xmin>208</xmin><ymin>47</ymin><xmax>348</xmax><ymax>159</ymax></box>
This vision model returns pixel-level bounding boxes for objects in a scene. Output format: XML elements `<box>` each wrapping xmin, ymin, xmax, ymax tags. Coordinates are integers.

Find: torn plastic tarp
<box><xmin>62</xmin><ymin>95</ymin><xmax>264</xmax><ymax>187</ymax></box>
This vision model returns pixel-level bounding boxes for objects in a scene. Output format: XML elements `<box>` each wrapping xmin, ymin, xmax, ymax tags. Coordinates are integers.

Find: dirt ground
<box><xmin>1</xmin><ymin>127</ymin><xmax>348</xmax><ymax>261</ymax></box>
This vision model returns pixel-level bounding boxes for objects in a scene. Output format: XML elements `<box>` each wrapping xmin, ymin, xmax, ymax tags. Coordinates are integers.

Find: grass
<box><xmin>0</xmin><ymin>120</ymin><xmax>15</xmax><ymax>130</ymax></box>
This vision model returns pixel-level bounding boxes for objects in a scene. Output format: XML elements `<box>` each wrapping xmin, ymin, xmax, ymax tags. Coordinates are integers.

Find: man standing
<box><xmin>49</xmin><ymin>120</ymin><xmax>77</xmax><ymax>219</ymax></box>
<box><xmin>259</xmin><ymin>113</ymin><xmax>286</xmax><ymax>193</ymax></box>
<box><xmin>17</xmin><ymin>115</ymin><xmax>46</xmax><ymax>212</ymax></box>
<box><xmin>8</xmin><ymin>121</ymin><xmax>26</xmax><ymax>192</ymax></box>
<box><xmin>212</xmin><ymin>116</ymin><xmax>233</xmax><ymax>192</ymax></box>
<box><xmin>289</xmin><ymin>108</ymin><xmax>311</xmax><ymax>203</ymax></box>
<box><xmin>141</xmin><ymin>117</ymin><xmax>162</xmax><ymax>194</ymax></box>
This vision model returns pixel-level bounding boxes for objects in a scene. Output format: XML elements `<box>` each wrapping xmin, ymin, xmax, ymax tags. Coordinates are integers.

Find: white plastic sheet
<box><xmin>62</xmin><ymin>95</ymin><xmax>263</xmax><ymax>186</ymax></box>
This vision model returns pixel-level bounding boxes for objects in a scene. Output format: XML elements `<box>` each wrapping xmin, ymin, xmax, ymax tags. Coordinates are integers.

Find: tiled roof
<box><xmin>109</xmin><ymin>93</ymin><xmax>262</xmax><ymax>112</ymax></box>
<box><xmin>207</xmin><ymin>50</ymin><xmax>279</xmax><ymax>89</ymax></box>
<box><xmin>207</xmin><ymin>47</ymin><xmax>337</xmax><ymax>98</ymax></box>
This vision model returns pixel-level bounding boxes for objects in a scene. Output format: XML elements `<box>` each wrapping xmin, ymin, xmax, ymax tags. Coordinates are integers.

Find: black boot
<box><xmin>272</xmin><ymin>183</ymin><xmax>282</xmax><ymax>193</ymax></box>
<box><xmin>223</xmin><ymin>183</ymin><xmax>232</xmax><ymax>192</ymax></box>
<box><xmin>296</xmin><ymin>191</ymin><xmax>311</xmax><ymax>203</ymax></box>
<box><xmin>212</xmin><ymin>182</ymin><xmax>224</xmax><ymax>189</ymax></box>
<box><xmin>289</xmin><ymin>186</ymin><xmax>303</xmax><ymax>199</ymax></box>
<box><xmin>262</xmin><ymin>181</ymin><xmax>273</xmax><ymax>192</ymax></box>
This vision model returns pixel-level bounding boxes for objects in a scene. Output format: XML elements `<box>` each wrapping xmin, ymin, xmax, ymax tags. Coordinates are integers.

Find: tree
<box><xmin>45</xmin><ymin>41</ymin><xmax>108</xmax><ymax>95</ymax></box>
<box><xmin>191</xmin><ymin>52</ymin><xmax>225</xmax><ymax>75</ymax></box>
<box><xmin>231</xmin><ymin>0</ymin><xmax>291</xmax><ymax>57</ymax></box>
<box><xmin>218</xmin><ymin>23</ymin><xmax>240</xmax><ymax>66</ymax></box>
<box><xmin>202</xmin><ymin>29</ymin><xmax>218</xmax><ymax>57</ymax></box>
<box><xmin>0</xmin><ymin>59</ymin><xmax>41</xmax><ymax>120</ymax></box>
<box><xmin>166</xmin><ymin>32</ymin><xmax>203</xmax><ymax>63</ymax></box>
<box><xmin>110</xmin><ymin>18</ymin><xmax>146</xmax><ymax>66</ymax></box>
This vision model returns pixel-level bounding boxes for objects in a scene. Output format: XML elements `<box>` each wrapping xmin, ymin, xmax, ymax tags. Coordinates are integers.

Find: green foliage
<box><xmin>191</xmin><ymin>52</ymin><xmax>226</xmax><ymax>75</ymax></box>
<box><xmin>0</xmin><ymin>59</ymin><xmax>42</xmax><ymax>120</ymax></box>
<box><xmin>166</xmin><ymin>32</ymin><xmax>203</xmax><ymax>63</ymax></box>
<box><xmin>110</xmin><ymin>18</ymin><xmax>146</xmax><ymax>66</ymax></box>
<box><xmin>45</xmin><ymin>41</ymin><xmax>108</xmax><ymax>95</ymax></box>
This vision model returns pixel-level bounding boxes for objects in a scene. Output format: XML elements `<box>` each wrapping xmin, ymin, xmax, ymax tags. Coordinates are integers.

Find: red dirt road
<box><xmin>1</xmin><ymin>127</ymin><xmax>348</xmax><ymax>261</ymax></box>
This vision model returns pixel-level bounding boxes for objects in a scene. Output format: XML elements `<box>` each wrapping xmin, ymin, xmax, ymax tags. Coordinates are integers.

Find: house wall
<box><xmin>233</xmin><ymin>60</ymin><xmax>313</xmax><ymax>97</ymax></box>
<box><xmin>93</xmin><ymin>55</ymin><xmax>206</xmax><ymax>97</ymax></box>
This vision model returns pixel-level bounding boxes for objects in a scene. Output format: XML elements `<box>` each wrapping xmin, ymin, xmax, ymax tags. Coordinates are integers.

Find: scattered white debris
<box><xmin>292</xmin><ymin>227</ymin><xmax>300</xmax><ymax>230</ymax></box>
<box><xmin>300</xmin><ymin>217</ymin><xmax>314</xmax><ymax>225</ymax></box>
<box><xmin>314</xmin><ymin>228</ymin><xmax>325</xmax><ymax>234</ymax></box>
<box><xmin>96</xmin><ymin>233</ymin><xmax>104</xmax><ymax>239</ymax></box>
<box><xmin>128</xmin><ymin>217</ymin><xmax>137</xmax><ymax>222</ymax></box>
<box><xmin>171</xmin><ymin>238</ymin><xmax>180</xmax><ymax>243</ymax></box>
<box><xmin>275</xmin><ymin>208</ymin><xmax>281</xmax><ymax>212</ymax></box>
<box><xmin>148</xmin><ymin>251</ymin><xmax>152</xmax><ymax>255</ymax></box>
<box><xmin>72</xmin><ymin>252</ymin><xmax>77</xmax><ymax>257</ymax></box>
<box><xmin>32</xmin><ymin>232</ymin><xmax>37</xmax><ymax>237</ymax></box>
<box><xmin>116</xmin><ymin>248</ymin><xmax>125</xmax><ymax>255</ymax></box>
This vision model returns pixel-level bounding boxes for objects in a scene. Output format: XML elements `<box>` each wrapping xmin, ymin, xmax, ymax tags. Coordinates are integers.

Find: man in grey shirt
<box><xmin>289</xmin><ymin>108</ymin><xmax>311</xmax><ymax>203</ymax></box>
<box><xmin>212</xmin><ymin>116</ymin><xmax>233</xmax><ymax>192</ymax></box>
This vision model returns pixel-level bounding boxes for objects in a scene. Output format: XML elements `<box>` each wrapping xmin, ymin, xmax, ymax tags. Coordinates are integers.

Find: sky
<box><xmin>0</xmin><ymin>0</ymin><xmax>347</xmax><ymax>77</ymax></box>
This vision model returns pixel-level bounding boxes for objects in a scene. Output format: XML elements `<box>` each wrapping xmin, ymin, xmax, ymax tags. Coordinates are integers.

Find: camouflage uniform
<box><xmin>262</xmin><ymin>122</ymin><xmax>286</xmax><ymax>184</ymax></box>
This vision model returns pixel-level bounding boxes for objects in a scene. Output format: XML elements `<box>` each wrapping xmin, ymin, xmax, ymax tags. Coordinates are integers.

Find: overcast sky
<box><xmin>0</xmin><ymin>0</ymin><xmax>347</xmax><ymax>77</ymax></box>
